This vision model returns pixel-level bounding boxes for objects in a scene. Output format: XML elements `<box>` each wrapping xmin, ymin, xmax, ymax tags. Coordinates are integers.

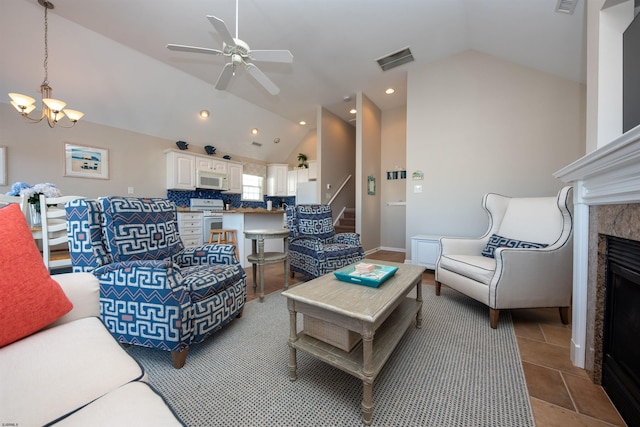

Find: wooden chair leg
<box><xmin>490</xmin><ymin>308</ymin><xmax>500</xmax><ymax>329</ymax></box>
<box><xmin>171</xmin><ymin>348</ymin><xmax>189</xmax><ymax>369</ymax></box>
<box><xmin>236</xmin><ymin>308</ymin><xmax>244</xmax><ymax>319</ymax></box>
<box><xmin>559</xmin><ymin>306</ymin><xmax>570</xmax><ymax>325</ymax></box>
<box><xmin>435</xmin><ymin>281</ymin><xmax>441</xmax><ymax>296</ymax></box>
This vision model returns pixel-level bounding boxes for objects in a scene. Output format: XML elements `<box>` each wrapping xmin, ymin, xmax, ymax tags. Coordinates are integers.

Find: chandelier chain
<box><xmin>43</xmin><ymin>4</ymin><xmax>49</xmax><ymax>85</ymax></box>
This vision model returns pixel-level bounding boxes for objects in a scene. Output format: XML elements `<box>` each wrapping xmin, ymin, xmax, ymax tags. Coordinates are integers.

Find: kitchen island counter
<box><xmin>222</xmin><ymin>211</ymin><xmax>286</xmax><ymax>268</ymax></box>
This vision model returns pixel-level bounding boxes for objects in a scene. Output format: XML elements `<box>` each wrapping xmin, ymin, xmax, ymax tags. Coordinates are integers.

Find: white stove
<box><xmin>190</xmin><ymin>198</ymin><xmax>224</xmax><ymax>216</ymax></box>
<box><xmin>190</xmin><ymin>198</ymin><xmax>224</xmax><ymax>242</ymax></box>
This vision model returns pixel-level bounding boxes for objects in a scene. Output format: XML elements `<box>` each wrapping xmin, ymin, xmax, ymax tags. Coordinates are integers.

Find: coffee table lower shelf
<box><xmin>289</xmin><ymin>297</ymin><xmax>421</xmax><ymax>382</ymax></box>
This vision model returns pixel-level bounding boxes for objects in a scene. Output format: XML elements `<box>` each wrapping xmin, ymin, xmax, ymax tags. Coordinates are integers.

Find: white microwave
<box><xmin>196</xmin><ymin>169</ymin><xmax>228</xmax><ymax>190</ymax></box>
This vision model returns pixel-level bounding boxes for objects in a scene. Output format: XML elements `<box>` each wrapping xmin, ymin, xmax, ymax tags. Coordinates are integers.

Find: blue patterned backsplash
<box><xmin>167</xmin><ymin>190</ymin><xmax>295</xmax><ymax>210</ymax></box>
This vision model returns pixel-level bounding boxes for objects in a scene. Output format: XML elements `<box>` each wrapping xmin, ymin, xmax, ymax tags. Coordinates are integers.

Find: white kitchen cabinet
<box><xmin>166</xmin><ymin>151</ymin><xmax>196</xmax><ymax>190</ymax></box>
<box><xmin>177</xmin><ymin>212</ymin><xmax>203</xmax><ymax>248</ymax></box>
<box><xmin>267</xmin><ymin>164</ymin><xmax>289</xmax><ymax>196</ymax></box>
<box><xmin>287</xmin><ymin>169</ymin><xmax>298</xmax><ymax>196</ymax></box>
<box><xmin>196</xmin><ymin>156</ymin><xmax>227</xmax><ymax>174</ymax></box>
<box><xmin>411</xmin><ymin>235</ymin><xmax>441</xmax><ymax>270</ymax></box>
<box><xmin>225</xmin><ymin>161</ymin><xmax>243</xmax><ymax>194</ymax></box>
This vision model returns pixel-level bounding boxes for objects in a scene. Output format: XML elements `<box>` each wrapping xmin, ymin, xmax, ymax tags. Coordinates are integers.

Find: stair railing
<box><xmin>328</xmin><ymin>174</ymin><xmax>352</xmax><ymax>206</ymax></box>
<box><xmin>328</xmin><ymin>174</ymin><xmax>352</xmax><ymax>226</ymax></box>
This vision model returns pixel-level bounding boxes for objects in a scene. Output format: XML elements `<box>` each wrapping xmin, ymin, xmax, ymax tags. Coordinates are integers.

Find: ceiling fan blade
<box><xmin>249</xmin><ymin>49</ymin><xmax>294</xmax><ymax>63</ymax></box>
<box><xmin>245</xmin><ymin>63</ymin><xmax>279</xmax><ymax>95</ymax></box>
<box><xmin>215</xmin><ymin>63</ymin><xmax>235</xmax><ymax>90</ymax></box>
<box><xmin>207</xmin><ymin>15</ymin><xmax>236</xmax><ymax>48</ymax></box>
<box><xmin>166</xmin><ymin>44</ymin><xmax>224</xmax><ymax>56</ymax></box>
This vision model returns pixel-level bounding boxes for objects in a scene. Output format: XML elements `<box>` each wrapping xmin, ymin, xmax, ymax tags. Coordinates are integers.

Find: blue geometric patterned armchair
<box><xmin>66</xmin><ymin>197</ymin><xmax>246</xmax><ymax>368</ymax></box>
<box><xmin>286</xmin><ymin>204</ymin><xmax>364</xmax><ymax>279</ymax></box>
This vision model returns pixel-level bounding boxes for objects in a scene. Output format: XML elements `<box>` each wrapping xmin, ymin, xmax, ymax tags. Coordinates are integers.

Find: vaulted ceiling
<box><xmin>1</xmin><ymin>0</ymin><xmax>586</xmax><ymax>162</ymax></box>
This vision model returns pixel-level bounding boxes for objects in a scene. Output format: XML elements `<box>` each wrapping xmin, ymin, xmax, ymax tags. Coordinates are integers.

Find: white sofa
<box><xmin>0</xmin><ymin>272</ymin><xmax>184</xmax><ymax>426</ymax></box>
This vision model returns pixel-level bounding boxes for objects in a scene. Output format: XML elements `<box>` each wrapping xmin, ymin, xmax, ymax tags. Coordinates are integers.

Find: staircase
<box><xmin>334</xmin><ymin>208</ymin><xmax>355</xmax><ymax>233</ymax></box>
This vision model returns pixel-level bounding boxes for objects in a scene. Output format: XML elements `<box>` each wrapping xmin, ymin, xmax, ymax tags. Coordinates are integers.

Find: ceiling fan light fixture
<box><xmin>167</xmin><ymin>0</ymin><xmax>293</xmax><ymax>96</ymax></box>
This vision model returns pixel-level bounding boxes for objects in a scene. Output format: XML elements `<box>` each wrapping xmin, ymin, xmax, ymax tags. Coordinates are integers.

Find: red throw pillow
<box><xmin>0</xmin><ymin>204</ymin><xmax>73</xmax><ymax>347</ymax></box>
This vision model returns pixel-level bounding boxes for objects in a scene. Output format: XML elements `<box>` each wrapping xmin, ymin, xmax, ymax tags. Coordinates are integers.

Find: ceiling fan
<box><xmin>166</xmin><ymin>0</ymin><xmax>293</xmax><ymax>95</ymax></box>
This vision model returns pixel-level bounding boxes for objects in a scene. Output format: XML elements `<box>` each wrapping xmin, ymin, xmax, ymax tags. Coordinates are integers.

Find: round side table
<box><xmin>244</xmin><ymin>228</ymin><xmax>289</xmax><ymax>302</ymax></box>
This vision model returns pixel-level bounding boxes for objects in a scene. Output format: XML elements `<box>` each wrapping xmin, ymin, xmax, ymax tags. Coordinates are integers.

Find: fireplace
<box><xmin>554</xmin><ymin>124</ymin><xmax>640</xmax><ymax>426</ymax></box>
<box><xmin>601</xmin><ymin>235</ymin><xmax>640</xmax><ymax>426</ymax></box>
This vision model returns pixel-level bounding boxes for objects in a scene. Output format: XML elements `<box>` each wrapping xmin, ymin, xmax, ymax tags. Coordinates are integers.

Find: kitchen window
<box><xmin>242</xmin><ymin>174</ymin><xmax>263</xmax><ymax>201</ymax></box>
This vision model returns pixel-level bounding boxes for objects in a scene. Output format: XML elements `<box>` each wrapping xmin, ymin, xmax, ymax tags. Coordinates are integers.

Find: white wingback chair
<box><xmin>435</xmin><ymin>186</ymin><xmax>573</xmax><ymax>329</ymax></box>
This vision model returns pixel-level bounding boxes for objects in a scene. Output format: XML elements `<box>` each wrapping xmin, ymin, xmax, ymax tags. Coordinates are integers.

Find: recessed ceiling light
<box><xmin>350</xmin><ymin>108</ymin><xmax>357</xmax><ymax>114</ymax></box>
<box><xmin>251</xmin><ymin>128</ymin><xmax>259</xmax><ymax>135</ymax></box>
<box><xmin>385</xmin><ymin>88</ymin><xmax>395</xmax><ymax>95</ymax></box>
<box><xmin>199</xmin><ymin>110</ymin><xmax>209</xmax><ymax>118</ymax></box>
<box><xmin>299</xmin><ymin>120</ymin><xmax>307</xmax><ymax>126</ymax></box>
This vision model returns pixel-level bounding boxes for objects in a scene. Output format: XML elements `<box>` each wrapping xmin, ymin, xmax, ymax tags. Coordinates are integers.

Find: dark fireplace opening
<box><xmin>603</xmin><ymin>236</ymin><xmax>640</xmax><ymax>427</ymax></box>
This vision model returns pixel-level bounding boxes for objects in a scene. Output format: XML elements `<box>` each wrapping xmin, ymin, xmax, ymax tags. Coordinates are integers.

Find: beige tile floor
<box><xmin>246</xmin><ymin>250</ymin><xmax>627</xmax><ymax>426</ymax></box>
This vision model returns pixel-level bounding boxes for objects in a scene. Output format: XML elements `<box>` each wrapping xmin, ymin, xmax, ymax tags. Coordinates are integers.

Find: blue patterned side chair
<box><xmin>286</xmin><ymin>204</ymin><xmax>364</xmax><ymax>279</ymax></box>
<box><xmin>66</xmin><ymin>197</ymin><xmax>247</xmax><ymax>368</ymax></box>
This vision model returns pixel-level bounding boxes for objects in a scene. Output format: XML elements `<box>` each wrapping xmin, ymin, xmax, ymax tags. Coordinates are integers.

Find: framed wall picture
<box><xmin>0</xmin><ymin>146</ymin><xmax>6</xmax><ymax>186</ymax></box>
<box><xmin>64</xmin><ymin>143</ymin><xmax>109</xmax><ymax>179</ymax></box>
<box><xmin>367</xmin><ymin>175</ymin><xmax>376</xmax><ymax>195</ymax></box>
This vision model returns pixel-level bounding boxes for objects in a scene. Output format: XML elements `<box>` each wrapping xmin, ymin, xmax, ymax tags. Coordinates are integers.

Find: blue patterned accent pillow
<box><xmin>101</xmin><ymin>197</ymin><xmax>184</xmax><ymax>262</ymax></box>
<box><xmin>481</xmin><ymin>234</ymin><xmax>548</xmax><ymax>258</ymax></box>
<box><xmin>296</xmin><ymin>205</ymin><xmax>335</xmax><ymax>241</ymax></box>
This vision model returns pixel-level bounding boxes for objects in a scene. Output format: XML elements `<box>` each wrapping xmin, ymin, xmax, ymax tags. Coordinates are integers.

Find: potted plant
<box><xmin>297</xmin><ymin>153</ymin><xmax>308</xmax><ymax>169</ymax></box>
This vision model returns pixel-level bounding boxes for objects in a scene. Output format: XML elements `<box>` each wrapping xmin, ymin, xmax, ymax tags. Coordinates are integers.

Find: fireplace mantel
<box><xmin>555</xmin><ymin>124</ymin><xmax>640</xmax><ymax>367</ymax></box>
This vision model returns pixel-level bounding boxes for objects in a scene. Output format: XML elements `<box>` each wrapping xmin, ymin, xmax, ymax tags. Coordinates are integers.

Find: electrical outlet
<box><xmin>128</xmin><ymin>187</ymin><xmax>134</xmax><ymax>194</ymax></box>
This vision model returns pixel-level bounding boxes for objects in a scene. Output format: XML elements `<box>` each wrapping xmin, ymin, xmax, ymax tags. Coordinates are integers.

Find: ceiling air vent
<box><xmin>251</xmin><ymin>141</ymin><xmax>262</xmax><ymax>147</ymax></box>
<box><xmin>376</xmin><ymin>47</ymin><xmax>414</xmax><ymax>72</ymax></box>
<box><xmin>555</xmin><ymin>0</ymin><xmax>578</xmax><ymax>15</ymax></box>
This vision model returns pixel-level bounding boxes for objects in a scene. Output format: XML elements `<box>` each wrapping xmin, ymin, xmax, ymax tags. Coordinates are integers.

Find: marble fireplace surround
<box><xmin>555</xmin><ymin>125</ymin><xmax>640</xmax><ymax>374</ymax></box>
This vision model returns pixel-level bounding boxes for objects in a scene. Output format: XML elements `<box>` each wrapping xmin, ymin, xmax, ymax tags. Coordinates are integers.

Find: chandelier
<box><xmin>8</xmin><ymin>0</ymin><xmax>83</xmax><ymax>128</ymax></box>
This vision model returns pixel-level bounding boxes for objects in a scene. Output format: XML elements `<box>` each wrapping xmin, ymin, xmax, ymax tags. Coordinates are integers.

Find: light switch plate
<box><xmin>414</xmin><ymin>185</ymin><xmax>422</xmax><ymax>193</ymax></box>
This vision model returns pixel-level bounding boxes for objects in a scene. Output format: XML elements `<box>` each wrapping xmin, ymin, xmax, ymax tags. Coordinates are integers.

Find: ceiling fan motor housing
<box><xmin>224</xmin><ymin>39</ymin><xmax>250</xmax><ymax>57</ymax></box>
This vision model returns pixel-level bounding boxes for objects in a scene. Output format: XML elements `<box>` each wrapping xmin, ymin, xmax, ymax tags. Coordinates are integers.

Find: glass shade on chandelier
<box><xmin>9</xmin><ymin>85</ymin><xmax>84</xmax><ymax>128</ymax></box>
<box><xmin>7</xmin><ymin>0</ymin><xmax>83</xmax><ymax>128</ymax></box>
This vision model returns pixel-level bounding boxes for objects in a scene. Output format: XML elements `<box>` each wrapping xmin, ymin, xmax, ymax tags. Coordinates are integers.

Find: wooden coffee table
<box><xmin>281</xmin><ymin>260</ymin><xmax>425</xmax><ymax>425</ymax></box>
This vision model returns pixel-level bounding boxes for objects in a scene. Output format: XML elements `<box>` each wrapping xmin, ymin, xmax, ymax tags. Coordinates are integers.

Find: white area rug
<box><xmin>127</xmin><ymin>285</ymin><xmax>534</xmax><ymax>426</ymax></box>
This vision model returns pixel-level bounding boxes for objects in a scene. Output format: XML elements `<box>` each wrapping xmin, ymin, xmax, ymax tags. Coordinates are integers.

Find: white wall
<box><xmin>356</xmin><ymin>93</ymin><xmax>382</xmax><ymax>253</ymax></box>
<box><xmin>0</xmin><ymin>103</ymin><xmax>173</xmax><ymax>198</ymax></box>
<box><xmin>405</xmin><ymin>50</ymin><xmax>586</xmax><ymax>259</ymax></box>
<box><xmin>380</xmin><ymin>105</ymin><xmax>407</xmax><ymax>251</ymax></box>
<box><xmin>318</xmin><ymin>107</ymin><xmax>356</xmax><ymax>215</ymax></box>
